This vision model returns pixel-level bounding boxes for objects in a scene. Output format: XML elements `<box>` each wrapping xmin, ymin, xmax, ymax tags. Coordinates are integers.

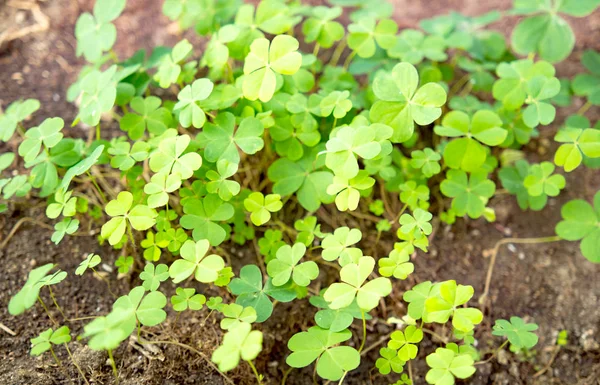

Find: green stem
<box><xmin>312</xmin><ymin>43</ymin><xmax>320</xmax><ymax>58</ymax></box>
<box><xmin>201</xmin><ymin>309</ymin><xmax>214</xmax><ymax>326</ymax></box>
<box><xmin>343</xmin><ymin>51</ymin><xmax>356</xmax><ymax>71</ymax></box>
<box><xmin>475</xmin><ymin>340</ymin><xmax>509</xmax><ymax>365</ymax></box>
<box><xmin>577</xmin><ymin>100</ymin><xmax>592</xmax><ymax>116</ymax></box>
<box><xmin>358</xmin><ymin>309</ymin><xmax>367</xmax><ymax>353</ymax></box>
<box><xmin>50</xmin><ymin>346</ymin><xmax>62</xmax><ymax>367</ymax></box>
<box><xmin>392</xmin><ymin>202</ymin><xmax>409</xmax><ymax>224</ymax></box>
<box><xmin>64</xmin><ymin>343</ymin><xmax>90</xmax><ymax>385</ymax></box>
<box><xmin>329</xmin><ymin>38</ymin><xmax>347</xmax><ymax>67</ymax></box>
<box><xmin>338</xmin><ymin>371</ymin><xmax>348</xmax><ymax>385</ymax></box>
<box><xmin>38</xmin><ymin>296</ymin><xmax>58</xmax><ymax>326</ymax></box>
<box><xmin>95</xmin><ymin>124</ymin><xmax>101</xmax><ymax>141</ymax></box>
<box><xmin>247</xmin><ymin>360</ymin><xmax>262</xmax><ymax>384</ymax></box>
<box><xmin>107</xmin><ymin>349</ymin><xmax>119</xmax><ymax>384</ymax></box>
<box><xmin>127</xmin><ymin>224</ymin><xmax>137</xmax><ymax>257</ymax></box>
<box><xmin>86</xmin><ymin>171</ymin><xmax>107</xmax><ymax>203</ymax></box>
<box><xmin>332</xmin><ymin>117</ymin><xmax>338</xmax><ymax>130</ymax></box>
<box><xmin>47</xmin><ymin>287</ymin><xmax>67</xmax><ymax>321</ymax></box>
<box><xmin>281</xmin><ymin>367</ymin><xmax>293</xmax><ymax>385</ymax></box>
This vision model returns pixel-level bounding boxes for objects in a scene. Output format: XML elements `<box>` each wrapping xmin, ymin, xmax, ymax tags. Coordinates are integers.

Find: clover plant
<box><xmin>5</xmin><ymin>0</ymin><xmax>600</xmax><ymax>383</ymax></box>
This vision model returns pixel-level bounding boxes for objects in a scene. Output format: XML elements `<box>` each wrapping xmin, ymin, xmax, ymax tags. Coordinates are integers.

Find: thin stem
<box><xmin>358</xmin><ymin>310</ymin><xmax>367</xmax><ymax>353</ymax></box>
<box><xmin>86</xmin><ymin>171</ymin><xmax>107</xmax><ymax>203</ymax></box>
<box><xmin>421</xmin><ymin>327</ymin><xmax>448</xmax><ymax>343</ymax></box>
<box><xmin>312</xmin><ymin>43</ymin><xmax>320</xmax><ymax>58</ymax></box>
<box><xmin>107</xmin><ymin>349</ymin><xmax>119</xmax><ymax>384</ymax></box>
<box><xmin>281</xmin><ymin>367</ymin><xmax>293</xmax><ymax>385</ymax></box>
<box><xmin>201</xmin><ymin>309</ymin><xmax>215</xmax><ymax>326</ymax></box>
<box><xmin>95</xmin><ymin>124</ymin><xmax>101</xmax><ymax>141</ymax></box>
<box><xmin>247</xmin><ymin>360</ymin><xmax>262</xmax><ymax>384</ymax></box>
<box><xmin>127</xmin><ymin>223</ymin><xmax>137</xmax><ymax>257</ymax></box>
<box><xmin>47</xmin><ymin>287</ymin><xmax>67</xmax><ymax>321</ymax></box>
<box><xmin>49</xmin><ymin>346</ymin><xmax>62</xmax><ymax>367</ymax></box>
<box><xmin>577</xmin><ymin>100</ymin><xmax>592</xmax><ymax>116</ymax></box>
<box><xmin>343</xmin><ymin>51</ymin><xmax>356</xmax><ymax>71</ymax></box>
<box><xmin>408</xmin><ymin>360</ymin><xmax>414</xmax><ymax>384</ymax></box>
<box><xmin>38</xmin><ymin>296</ymin><xmax>58</xmax><ymax>326</ymax></box>
<box><xmin>392</xmin><ymin>202</ymin><xmax>409</xmax><ymax>224</ymax></box>
<box><xmin>475</xmin><ymin>340</ymin><xmax>509</xmax><ymax>365</ymax></box>
<box><xmin>173</xmin><ymin>312</ymin><xmax>181</xmax><ymax>328</ymax></box>
<box><xmin>329</xmin><ymin>38</ymin><xmax>347</xmax><ymax>67</ymax></box>
<box><xmin>90</xmin><ymin>267</ymin><xmax>117</xmax><ymax>297</ymax></box>
<box><xmin>64</xmin><ymin>343</ymin><xmax>90</xmax><ymax>385</ymax></box>
<box><xmin>479</xmin><ymin>235</ymin><xmax>561</xmax><ymax>306</ymax></box>
<box><xmin>338</xmin><ymin>371</ymin><xmax>348</xmax><ymax>385</ymax></box>
<box><xmin>332</xmin><ymin>117</ymin><xmax>338</xmax><ymax>130</ymax></box>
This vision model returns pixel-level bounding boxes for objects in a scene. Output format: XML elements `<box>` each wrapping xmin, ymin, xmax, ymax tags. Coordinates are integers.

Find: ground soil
<box><xmin>1</xmin><ymin>1</ymin><xmax>600</xmax><ymax>385</ymax></box>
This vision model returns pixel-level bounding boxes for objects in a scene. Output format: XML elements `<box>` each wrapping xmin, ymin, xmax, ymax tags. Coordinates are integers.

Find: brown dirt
<box><xmin>1</xmin><ymin>1</ymin><xmax>600</xmax><ymax>385</ymax></box>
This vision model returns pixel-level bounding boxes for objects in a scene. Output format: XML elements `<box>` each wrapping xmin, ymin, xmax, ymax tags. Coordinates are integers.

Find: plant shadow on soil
<box><xmin>1</xmin><ymin>0</ymin><xmax>600</xmax><ymax>384</ymax></box>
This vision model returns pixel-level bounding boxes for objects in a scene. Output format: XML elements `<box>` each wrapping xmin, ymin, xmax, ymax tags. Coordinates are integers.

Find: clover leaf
<box><xmin>425</xmin><ymin>346</ymin><xmax>476</xmax><ymax>385</ymax></box>
<box><xmin>115</xmin><ymin>256</ymin><xmax>134</xmax><ymax>274</ymax></box>
<box><xmin>348</xmin><ymin>18</ymin><xmax>398</xmax><ymax>58</ymax></box>
<box><xmin>220</xmin><ymin>303</ymin><xmax>257</xmax><ymax>330</ymax></box>
<box><xmin>244</xmin><ymin>192</ymin><xmax>282</xmax><ymax>226</ymax></box>
<box><xmin>554</xmin><ymin>127</ymin><xmax>600</xmax><ymax>172</ymax></box>
<box><xmin>399</xmin><ymin>208</ymin><xmax>433</xmax><ymax>238</ymax></box>
<box><xmin>242</xmin><ymin>35</ymin><xmax>302</xmax><ymax>102</ymax></box>
<box><xmin>327</xmin><ymin>171</ymin><xmax>375</xmax><ymax>212</ymax></box>
<box><xmin>309</xmin><ymin>293</ymin><xmax>369</xmax><ymax>332</ymax></box>
<box><xmin>268</xmin><ymin>146</ymin><xmax>334</xmax><ymax>211</ymax></box>
<box><xmin>389</xmin><ymin>325</ymin><xmax>424</xmax><ymax>361</ymax></box>
<box><xmin>212</xmin><ymin>322</ymin><xmax>263</xmax><ymax>372</ymax></box>
<box><xmin>555</xmin><ymin>191</ymin><xmax>600</xmax><ymax>263</ymax></box>
<box><xmin>294</xmin><ymin>216</ymin><xmax>324</xmax><ymax>246</ymax></box>
<box><xmin>144</xmin><ymin>172</ymin><xmax>182</xmax><ymax>208</ymax></box>
<box><xmin>411</xmin><ymin>148</ymin><xmax>441</xmax><ymax>177</ymax></box>
<box><xmin>78</xmin><ymin>66</ymin><xmax>117</xmax><ymax>126</ymax></box>
<box><xmin>403</xmin><ymin>281</ymin><xmax>437</xmax><ymax>321</ymax></box>
<box><xmin>171</xmin><ymin>287</ymin><xmax>206</xmax><ymax>312</ymax></box>
<box><xmin>0</xmin><ymin>99</ymin><xmax>40</xmax><ymax>142</ymax></box>
<box><xmin>75</xmin><ymin>253</ymin><xmax>101</xmax><ymax>276</ymax></box>
<box><xmin>320</xmin><ymin>90</ymin><xmax>353</xmax><ymax>119</ymax></box>
<box><xmin>173</xmin><ymin>78</ymin><xmax>214</xmax><ymax>128</ymax></box>
<box><xmin>302</xmin><ymin>6</ymin><xmax>344</xmax><ymax>48</ymax></box>
<box><xmin>378</xmin><ymin>245</ymin><xmax>414</xmax><ymax>280</ymax></box>
<box><xmin>75</xmin><ymin>0</ymin><xmax>125</xmax><ymax>62</ymax></box>
<box><xmin>119</xmin><ymin>96</ymin><xmax>172</xmax><ymax>139</ymax></box>
<box><xmin>108</xmin><ymin>141</ymin><xmax>149</xmax><ymax>171</ymax></box>
<box><xmin>154</xmin><ymin>39</ymin><xmax>194</xmax><ymax>88</ymax></box>
<box><xmin>286</xmin><ymin>326</ymin><xmax>360</xmax><ymax>381</ymax></box>
<box><xmin>258</xmin><ymin>229</ymin><xmax>285</xmax><ymax>262</ymax></box>
<box><xmin>58</xmin><ymin>144</ymin><xmax>105</xmax><ymax>192</ymax></box>
<box><xmin>101</xmin><ymin>191</ymin><xmax>157</xmax><ymax>245</ymax></box>
<box><xmin>424</xmin><ymin>280</ymin><xmax>483</xmax><ymax>332</ymax></box>
<box><xmin>267</xmin><ymin>243</ymin><xmax>318</xmax><ymax>287</ymax></box>
<box><xmin>434</xmin><ymin>110</ymin><xmax>506</xmax><ymax>172</ymax></box>
<box><xmin>376</xmin><ymin>347</ymin><xmax>405</xmax><ymax>375</ymax></box>
<box><xmin>371</xmin><ymin>62</ymin><xmax>447</xmax><ymax>143</ymax></box>
<box><xmin>440</xmin><ymin>170</ymin><xmax>495</xmax><ymax>219</ymax></box>
<box><xmin>52</xmin><ymin>218</ymin><xmax>79</xmax><ymax>244</ymax></box>
<box><xmin>18</xmin><ymin>118</ymin><xmax>64</xmax><ymax>163</ymax></box>
<box><xmin>30</xmin><ymin>326</ymin><xmax>71</xmax><ymax>357</ymax></box>
<box><xmin>511</xmin><ymin>0</ymin><xmax>599</xmax><ymax>63</ymax></box>
<box><xmin>492</xmin><ymin>316</ymin><xmax>539</xmax><ymax>349</ymax></box>
<box><xmin>206</xmin><ymin>159</ymin><xmax>241</xmax><ymax>201</ymax></box>
<box><xmin>321</xmin><ymin>227</ymin><xmax>362</xmax><ymax>265</ymax></box>
<box><xmin>499</xmin><ymin>159</ymin><xmax>548</xmax><ymax>211</ymax></box>
<box><xmin>523</xmin><ymin>161</ymin><xmax>565</xmax><ymax>198</ymax></box>
<box><xmin>46</xmin><ymin>189</ymin><xmax>77</xmax><ymax>219</ymax></box>
<box><xmin>325</xmin><ymin>124</ymin><xmax>384</xmax><ymax>179</ymax></box>
<box><xmin>399</xmin><ymin>181</ymin><xmax>430</xmax><ymax>210</ymax></box>
<box><xmin>9</xmin><ymin>264</ymin><xmax>60</xmax><ymax>315</ymax></box>
<box><xmin>180</xmin><ymin>194</ymin><xmax>234</xmax><ymax>245</ymax></box>
<box><xmin>572</xmin><ymin>50</ymin><xmax>600</xmax><ymax>105</ymax></box>
<box><xmin>149</xmin><ymin>134</ymin><xmax>202</xmax><ymax>180</ymax></box>
<box><xmin>169</xmin><ymin>239</ymin><xmax>225</xmax><ymax>283</ymax></box>
<box><xmin>112</xmin><ymin>285</ymin><xmax>168</xmax><ymax>329</ymax></box>
<box><xmin>140</xmin><ymin>231</ymin><xmax>169</xmax><ymax>261</ymax></box>
<box><xmin>387</xmin><ymin>29</ymin><xmax>447</xmax><ymax>64</ymax></box>
<box><xmin>324</xmin><ymin>256</ymin><xmax>391</xmax><ymax>311</ymax></box>
<box><xmin>229</xmin><ymin>264</ymin><xmax>296</xmax><ymax>322</ymax></box>
<box><xmin>200</xmin><ymin>112</ymin><xmax>264</xmax><ymax>163</ymax></box>
<box><xmin>140</xmin><ymin>263</ymin><xmax>170</xmax><ymax>291</ymax></box>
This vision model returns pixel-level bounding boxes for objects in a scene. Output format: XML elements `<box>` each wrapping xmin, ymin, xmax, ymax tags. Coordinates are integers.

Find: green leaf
<box><xmin>554</xmin><ymin>127</ymin><xmax>600</xmax><ymax>172</ymax></box>
<box><xmin>154</xmin><ymin>39</ymin><xmax>193</xmax><ymax>88</ymax></box>
<box><xmin>378</xmin><ymin>245</ymin><xmax>415</xmax><ymax>279</ymax></box>
<box><xmin>9</xmin><ymin>264</ymin><xmax>57</xmax><ymax>315</ymax></box>
<box><xmin>424</xmin><ymin>280</ymin><xmax>483</xmax><ymax>332</ymax></box>
<box><xmin>371</xmin><ymin>62</ymin><xmax>447</xmax><ymax>142</ymax></box>
<box><xmin>410</xmin><ymin>148</ymin><xmax>441</xmax><ymax>177</ymax></box>
<box><xmin>399</xmin><ymin>208</ymin><xmax>433</xmax><ymax>238</ymax></box>
<box><xmin>169</xmin><ymin>239</ymin><xmax>225</xmax><ymax>283</ymax></box>
<box><xmin>180</xmin><ymin>194</ymin><xmax>234</xmax><ymax>246</ymax></box>
<box><xmin>200</xmin><ymin>112</ymin><xmax>264</xmax><ymax>163</ymax></box>
<box><xmin>523</xmin><ymin>161</ymin><xmax>565</xmax><ymax>197</ymax></box>
<box><xmin>30</xmin><ymin>326</ymin><xmax>72</xmax><ymax>356</ymax></box>
<box><xmin>101</xmin><ymin>191</ymin><xmax>157</xmax><ymax>245</ymax></box>
<box><xmin>243</xmin><ymin>35</ymin><xmax>302</xmax><ymax>102</ymax></box>
<box><xmin>0</xmin><ymin>99</ymin><xmax>40</xmax><ymax>142</ymax></box>
<box><xmin>320</xmin><ymin>91</ymin><xmax>353</xmax><ymax>119</ymax></box>
<box><xmin>75</xmin><ymin>253</ymin><xmax>101</xmax><ymax>276</ymax></box>
<box><xmin>144</xmin><ymin>172</ymin><xmax>182</xmax><ymax>208</ymax></box>
<box><xmin>46</xmin><ymin>189</ymin><xmax>77</xmax><ymax>219</ymax></box>
<box><xmin>115</xmin><ymin>256</ymin><xmax>134</xmax><ymax>274</ymax></box>
<box><xmin>302</xmin><ymin>6</ymin><xmax>345</xmax><ymax>48</ymax></box>
<box><xmin>17</xmin><ymin>117</ymin><xmax>64</xmax><ymax>163</ymax></box>
<box><xmin>327</xmin><ymin>171</ymin><xmax>375</xmax><ymax>212</ymax></box>
<box><xmin>58</xmin><ymin>144</ymin><xmax>105</xmax><ymax>191</ymax></box>
<box><xmin>212</xmin><ymin>322</ymin><xmax>263</xmax><ymax>372</ymax></box>
<box><xmin>286</xmin><ymin>326</ymin><xmax>360</xmax><ymax>381</ymax></box>
<box><xmin>171</xmin><ymin>287</ymin><xmax>206</xmax><ymax>312</ymax></box>
<box><xmin>388</xmin><ymin>325</ymin><xmax>423</xmax><ymax>361</ymax></box>
<box><xmin>140</xmin><ymin>263</ymin><xmax>170</xmax><ymax>291</ymax></box>
<box><xmin>326</xmin><ymin>124</ymin><xmax>384</xmax><ymax>179</ymax></box>
<box><xmin>120</xmin><ymin>96</ymin><xmax>172</xmax><ymax>139</ymax></box>
<box><xmin>425</xmin><ymin>346</ymin><xmax>476</xmax><ymax>385</ymax></box>
<box><xmin>324</xmin><ymin>256</ymin><xmax>391</xmax><ymax>311</ymax></box>
<box><xmin>440</xmin><ymin>170</ymin><xmax>495</xmax><ymax>219</ymax></box>
<box><xmin>348</xmin><ymin>18</ymin><xmax>398</xmax><ymax>58</ymax></box>
<box><xmin>387</xmin><ymin>29</ymin><xmax>447</xmax><ymax>64</ymax></box>
<box><xmin>149</xmin><ymin>134</ymin><xmax>202</xmax><ymax>180</ymax></box>
<box><xmin>434</xmin><ymin>110</ymin><xmax>505</xmax><ymax>172</ymax></box>
<box><xmin>555</xmin><ymin>191</ymin><xmax>600</xmax><ymax>263</ymax></box>
<box><xmin>173</xmin><ymin>78</ymin><xmax>213</xmax><ymax>128</ymax></box>
<box><xmin>108</xmin><ymin>141</ymin><xmax>149</xmax><ymax>171</ymax></box>
<box><xmin>403</xmin><ymin>281</ymin><xmax>436</xmax><ymax>320</ymax></box>
<box><xmin>244</xmin><ymin>192</ymin><xmax>282</xmax><ymax>226</ymax></box>
<box><xmin>267</xmin><ymin>243</ymin><xmax>318</xmax><ymax>286</ymax></box>
<box><xmin>376</xmin><ymin>347</ymin><xmax>405</xmax><ymax>375</ymax></box>
<box><xmin>78</xmin><ymin>66</ymin><xmax>117</xmax><ymax>126</ymax></box>
<box><xmin>220</xmin><ymin>303</ymin><xmax>257</xmax><ymax>330</ymax></box>
<box><xmin>206</xmin><ymin>159</ymin><xmax>241</xmax><ymax>201</ymax></box>
<box><xmin>321</xmin><ymin>227</ymin><xmax>363</xmax><ymax>266</ymax></box>
<box><xmin>492</xmin><ymin>316</ymin><xmax>539</xmax><ymax>349</ymax></box>
<box><xmin>51</xmin><ymin>218</ymin><xmax>79</xmax><ymax>244</ymax></box>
